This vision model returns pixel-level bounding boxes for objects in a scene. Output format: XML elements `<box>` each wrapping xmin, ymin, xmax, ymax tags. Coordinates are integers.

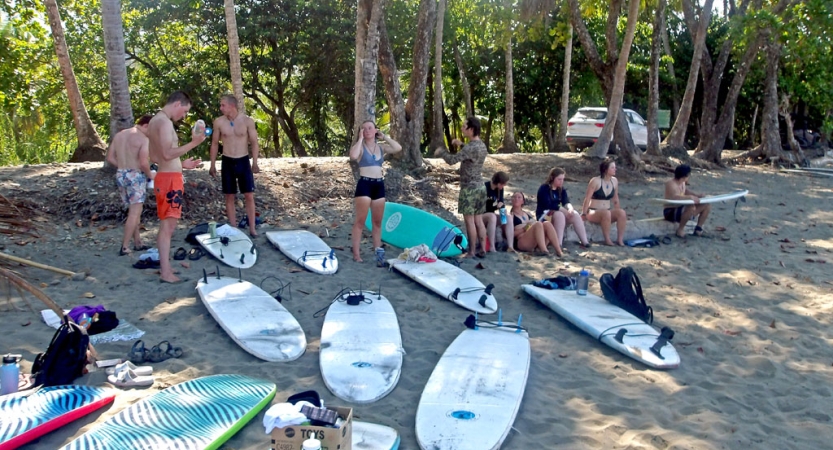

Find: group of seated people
<box><xmin>477</xmin><ymin>161</ymin><xmax>710</xmax><ymax>256</ymax></box>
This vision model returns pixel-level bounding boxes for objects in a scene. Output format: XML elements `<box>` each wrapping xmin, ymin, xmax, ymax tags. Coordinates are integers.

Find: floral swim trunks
<box><xmin>116</xmin><ymin>169</ymin><xmax>147</xmax><ymax>207</ymax></box>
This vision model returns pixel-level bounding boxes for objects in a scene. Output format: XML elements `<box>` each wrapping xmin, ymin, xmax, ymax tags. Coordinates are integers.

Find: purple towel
<box><xmin>68</xmin><ymin>305</ymin><xmax>106</xmax><ymax>323</ymax></box>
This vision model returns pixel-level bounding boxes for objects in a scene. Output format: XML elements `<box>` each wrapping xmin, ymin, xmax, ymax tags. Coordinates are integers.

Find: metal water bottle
<box><xmin>1</xmin><ymin>354</ymin><xmax>20</xmax><ymax>395</ymax></box>
<box><xmin>577</xmin><ymin>269</ymin><xmax>590</xmax><ymax>296</ymax></box>
<box><xmin>499</xmin><ymin>207</ymin><xmax>507</xmax><ymax>225</ymax></box>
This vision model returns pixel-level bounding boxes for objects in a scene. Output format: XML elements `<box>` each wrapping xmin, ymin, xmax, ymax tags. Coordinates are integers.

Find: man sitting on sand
<box><xmin>663</xmin><ymin>164</ymin><xmax>711</xmax><ymax>237</ymax></box>
<box><xmin>106</xmin><ymin>114</ymin><xmax>155</xmax><ymax>256</ymax></box>
<box><xmin>209</xmin><ymin>94</ymin><xmax>261</xmax><ymax>236</ymax></box>
<box><xmin>148</xmin><ymin>91</ymin><xmax>206</xmax><ymax>284</ymax></box>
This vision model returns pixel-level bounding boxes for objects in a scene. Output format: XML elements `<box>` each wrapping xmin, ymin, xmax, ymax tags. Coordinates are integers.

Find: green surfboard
<box><xmin>364</xmin><ymin>202</ymin><xmax>467</xmax><ymax>257</ymax></box>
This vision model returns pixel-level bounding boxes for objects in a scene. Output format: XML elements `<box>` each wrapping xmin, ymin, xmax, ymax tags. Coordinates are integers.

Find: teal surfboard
<box><xmin>364</xmin><ymin>202</ymin><xmax>467</xmax><ymax>257</ymax></box>
<box><xmin>59</xmin><ymin>374</ymin><xmax>276</xmax><ymax>450</ymax></box>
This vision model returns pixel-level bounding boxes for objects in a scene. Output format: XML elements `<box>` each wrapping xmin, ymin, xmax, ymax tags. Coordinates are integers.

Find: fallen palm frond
<box><xmin>0</xmin><ymin>193</ymin><xmax>41</xmax><ymax>237</ymax></box>
<box><xmin>0</xmin><ymin>266</ymin><xmax>62</xmax><ymax>317</ymax></box>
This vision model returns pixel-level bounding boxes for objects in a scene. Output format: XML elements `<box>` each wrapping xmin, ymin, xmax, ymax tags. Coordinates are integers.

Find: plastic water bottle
<box><xmin>577</xmin><ymin>269</ymin><xmax>589</xmax><ymax>296</ymax></box>
<box><xmin>147</xmin><ymin>163</ymin><xmax>158</xmax><ymax>190</ymax></box>
<box><xmin>193</xmin><ymin>119</ymin><xmax>206</xmax><ymax>135</ymax></box>
<box><xmin>78</xmin><ymin>313</ymin><xmax>92</xmax><ymax>330</ymax></box>
<box><xmin>1</xmin><ymin>354</ymin><xmax>20</xmax><ymax>395</ymax></box>
<box><xmin>499</xmin><ymin>207</ymin><xmax>507</xmax><ymax>225</ymax></box>
<box><xmin>302</xmin><ymin>438</ymin><xmax>321</xmax><ymax>450</ymax></box>
<box><xmin>375</xmin><ymin>247</ymin><xmax>385</xmax><ymax>268</ymax></box>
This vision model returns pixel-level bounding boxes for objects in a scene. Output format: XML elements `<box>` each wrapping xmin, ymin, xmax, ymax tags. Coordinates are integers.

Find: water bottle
<box><xmin>499</xmin><ymin>207</ymin><xmax>507</xmax><ymax>225</ymax></box>
<box><xmin>375</xmin><ymin>247</ymin><xmax>385</xmax><ymax>267</ymax></box>
<box><xmin>193</xmin><ymin>119</ymin><xmax>206</xmax><ymax>135</ymax></box>
<box><xmin>577</xmin><ymin>269</ymin><xmax>589</xmax><ymax>296</ymax></box>
<box><xmin>78</xmin><ymin>313</ymin><xmax>92</xmax><ymax>330</ymax></box>
<box><xmin>1</xmin><ymin>354</ymin><xmax>20</xmax><ymax>395</ymax></box>
<box><xmin>302</xmin><ymin>438</ymin><xmax>321</xmax><ymax>450</ymax></box>
<box><xmin>147</xmin><ymin>163</ymin><xmax>157</xmax><ymax>190</ymax></box>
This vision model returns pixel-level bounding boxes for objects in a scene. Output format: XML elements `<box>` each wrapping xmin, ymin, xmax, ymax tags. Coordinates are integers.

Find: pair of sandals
<box><xmin>106</xmin><ymin>360</ymin><xmax>154</xmax><ymax>388</ymax></box>
<box><xmin>129</xmin><ymin>340</ymin><xmax>184</xmax><ymax>364</ymax></box>
<box><xmin>173</xmin><ymin>247</ymin><xmax>206</xmax><ymax>261</ymax></box>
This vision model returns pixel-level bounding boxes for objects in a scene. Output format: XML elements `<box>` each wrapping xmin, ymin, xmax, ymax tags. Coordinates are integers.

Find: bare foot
<box><xmin>353</xmin><ymin>255</ymin><xmax>363</xmax><ymax>262</ymax></box>
<box><xmin>160</xmin><ymin>273</ymin><xmax>181</xmax><ymax>284</ymax></box>
<box><xmin>616</xmin><ymin>241</ymin><xmax>625</xmax><ymax>246</ymax></box>
<box><xmin>506</xmin><ymin>248</ymin><xmax>516</xmax><ymax>253</ymax></box>
<box><xmin>249</xmin><ymin>228</ymin><xmax>258</xmax><ymax>237</ymax></box>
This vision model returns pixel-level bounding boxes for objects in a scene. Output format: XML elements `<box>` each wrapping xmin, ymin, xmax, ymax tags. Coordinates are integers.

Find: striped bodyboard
<box><xmin>0</xmin><ymin>385</ymin><xmax>115</xmax><ymax>450</ymax></box>
<box><xmin>59</xmin><ymin>374</ymin><xmax>276</xmax><ymax>450</ymax></box>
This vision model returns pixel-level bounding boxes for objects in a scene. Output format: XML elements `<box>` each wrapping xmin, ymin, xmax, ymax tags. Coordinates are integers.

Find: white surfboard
<box><xmin>387</xmin><ymin>259</ymin><xmax>497</xmax><ymax>314</ymax></box>
<box><xmin>650</xmin><ymin>189</ymin><xmax>748</xmax><ymax>205</ymax></box>
<box><xmin>196</xmin><ymin>275</ymin><xmax>305</xmax><ymax>362</ymax></box>
<box><xmin>195</xmin><ymin>226</ymin><xmax>257</xmax><ymax>269</ymax></box>
<box><xmin>780</xmin><ymin>168</ymin><xmax>833</xmax><ymax>177</ymax></box>
<box><xmin>266</xmin><ymin>230</ymin><xmax>338</xmax><ymax>275</ymax></box>
<box><xmin>416</xmin><ymin>325</ymin><xmax>530</xmax><ymax>450</ymax></box>
<box><xmin>522</xmin><ymin>284</ymin><xmax>679</xmax><ymax>369</ymax></box>
<box><xmin>320</xmin><ymin>290</ymin><xmax>403</xmax><ymax>404</ymax></box>
<box><xmin>353</xmin><ymin>421</ymin><xmax>401</xmax><ymax>450</ymax></box>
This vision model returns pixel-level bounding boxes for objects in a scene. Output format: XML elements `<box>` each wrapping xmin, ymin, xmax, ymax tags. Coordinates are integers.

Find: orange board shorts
<box><xmin>154</xmin><ymin>172</ymin><xmax>184</xmax><ymax>220</ymax></box>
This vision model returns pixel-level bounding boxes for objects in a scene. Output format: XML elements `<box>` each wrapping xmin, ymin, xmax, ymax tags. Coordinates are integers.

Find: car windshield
<box><xmin>578</xmin><ymin>110</ymin><xmax>607</xmax><ymax>120</ymax></box>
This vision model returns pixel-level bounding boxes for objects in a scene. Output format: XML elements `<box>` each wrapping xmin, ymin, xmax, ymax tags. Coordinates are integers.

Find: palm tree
<box><xmin>224</xmin><ymin>0</ymin><xmax>246</xmax><ymax>112</ymax></box>
<box><xmin>101</xmin><ymin>0</ymin><xmax>134</xmax><ymax>138</ymax></box>
<box><xmin>44</xmin><ymin>0</ymin><xmax>106</xmax><ymax>162</ymax></box>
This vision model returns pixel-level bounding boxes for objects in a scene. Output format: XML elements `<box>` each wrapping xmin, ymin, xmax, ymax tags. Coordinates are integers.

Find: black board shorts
<box><xmin>221</xmin><ymin>155</ymin><xmax>255</xmax><ymax>194</ymax></box>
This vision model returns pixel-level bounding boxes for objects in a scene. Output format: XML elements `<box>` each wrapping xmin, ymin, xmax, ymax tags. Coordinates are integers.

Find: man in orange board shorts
<box><xmin>148</xmin><ymin>91</ymin><xmax>206</xmax><ymax>283</ymax></box>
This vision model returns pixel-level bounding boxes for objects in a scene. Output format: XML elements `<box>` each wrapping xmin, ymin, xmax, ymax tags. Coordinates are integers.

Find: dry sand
<box><xmin>1</xmin><ymin>154</ymin><xmax>832</xmax><ymax>449</ymax></box>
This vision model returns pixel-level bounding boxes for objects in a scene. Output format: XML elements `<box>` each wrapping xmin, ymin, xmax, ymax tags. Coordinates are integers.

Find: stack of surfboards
<box><xmin>266</xmin><ymin>230</ymin><xmax>338</xmax><ymax>275</ymax></box>
<box><xmin>416</xmin><ymin>322</ymin><xmax>530</xmax><ymax>449</ymax></box>
<box><xmin>319</xmin><ymin>290</ymin><xmax>404</xmax><ymax>404</ymax></box>
<box><xmin>196</xmin><ymin>275</ymin><xmax>306</xmax><ymax>362</ymax></box>
<box><xmin>522</xmin><ymin>284</ymin><xmax>680</xmax><ymax>369</ymax></box>
<box><xmin>388</xmin><ymin>259</ymin><xmax>497</xmax><ymax>314</ymax></box>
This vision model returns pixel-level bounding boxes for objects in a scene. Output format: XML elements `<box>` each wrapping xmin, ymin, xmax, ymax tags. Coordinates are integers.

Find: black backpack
<box><xmin>32</xmin><ymin>315</ymin><xmax>90</xmax><ymax>386</ymax></box>
<box><xmin>599</xmin><ymin>267</ymin><xmax>653</xmax><ymax>324</ymax></box>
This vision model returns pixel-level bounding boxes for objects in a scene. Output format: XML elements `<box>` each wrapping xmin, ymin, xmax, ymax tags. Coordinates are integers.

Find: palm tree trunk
<box><xmin>45</xmin><ymin>0</ymin><xmax>106</xmax><ymax>162</ymax></box>
<box><xmin>452</xmin><ymin>34</ymin><xmax>473</xmax><ymax>119</ymax></box>
<box><xmin>555</xmin><ymin>22</ymin><xmax>572</xmax><ymax>152</ymax></box>
<box><xmin>500</xmin><ymin>0</ymin><xmax>518</xmax><ymax>154</ymax></box>
<box><xmin>100</xmin><ymin>0</ymin><xmax>133</xmax><ymax>138</ymax></box>
<box><xmin>430</xmin><ymin>0</ymin><xmax>447</xmax><ymax>152</ymax></box>
<box><xmin>646</xmin><ymin>0</ymin><xmax>665</xmax><ymax>156</ymax></box>
<box><xmin>224</xmin><ymin>0</ymin><xmax>246</xmax><ymax>113</ymax></box>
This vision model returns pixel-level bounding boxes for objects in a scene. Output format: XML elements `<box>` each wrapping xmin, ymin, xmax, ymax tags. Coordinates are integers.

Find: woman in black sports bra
<box><xmin>581</xmin><ymin>158</ymin><xmax>627</xmax><ymax>246</ymax></box>
<box><xmin>508</xmin><ymin>191</ymin><xmax>562</xmax><ymax>256</ymax></box>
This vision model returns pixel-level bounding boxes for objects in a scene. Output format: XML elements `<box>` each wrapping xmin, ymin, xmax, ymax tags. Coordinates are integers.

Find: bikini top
<box><xmin>358</xmin><ymin>144</ymin><xmax>383</xmax><ymax>168</ymax></box>
<box><xmin>591</xmin><ymin>179</ymin><xmax>615</xmax><ymax>200</ymax></box>
<box><xmin>512</xmin><ymin>211</ymin><xmax>531</xmax><ymax>227</ymax></box>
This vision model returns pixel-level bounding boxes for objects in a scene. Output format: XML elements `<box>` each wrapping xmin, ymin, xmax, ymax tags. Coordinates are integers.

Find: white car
<box><xmin>565</xmin><ymin>107</ymin><xmax>651</xmax><ymax>152</ymax></box>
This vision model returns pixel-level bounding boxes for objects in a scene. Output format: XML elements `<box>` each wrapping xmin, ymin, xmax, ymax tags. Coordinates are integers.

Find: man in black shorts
<box><xmin>209</xmin><ymin>94</ymin><xmax>261</xmax><ymax>236</ymax></box>
<box><xmin>663</xmin><ymin>164</ymin><xmax>710</xmax><ymax>237</ymax></box>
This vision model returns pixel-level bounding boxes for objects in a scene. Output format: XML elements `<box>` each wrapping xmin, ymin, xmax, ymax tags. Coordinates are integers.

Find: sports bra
<box><xmin>591</xmin><ymin>180</ymin><xmax>615</xmax><ymax>200</ymax></box>
<box><xmin>358</xmin><ymin>144</ymin><xmax>383</xmax><ymax>168</ymax></box>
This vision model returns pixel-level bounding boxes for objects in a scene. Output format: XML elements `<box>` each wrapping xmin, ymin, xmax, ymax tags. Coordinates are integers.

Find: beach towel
<box><xmin>397</xmin><ymin>244</ymin><xmax>437</xmax><ymax>263</ymax></box>
<box><xmin>41</xmin><ymin>309</ymin><xmax>144</xmax><ymax>345</ymax></box>
<box><xmin>532</xmin><ymin>276</ymin><xmax>576</xmax><ymax>290</ymax></box>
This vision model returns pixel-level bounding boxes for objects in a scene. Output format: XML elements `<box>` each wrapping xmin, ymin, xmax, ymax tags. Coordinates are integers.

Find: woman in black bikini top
<box><xmin>581</xmin><ymin>158</ymin><xmax>628</xmax><ymax>246</ymax></box>
<box><xmin>508</xmin><ymin>191</ymin><xmax>562</xmax><ymax>256</ymax></box>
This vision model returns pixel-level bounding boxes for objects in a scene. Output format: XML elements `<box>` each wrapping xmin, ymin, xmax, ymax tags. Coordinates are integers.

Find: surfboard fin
<box><xmin>614</xmin><ymin>328</ymin><xmax>628</xmax><ymax>343</ymax></box>
<box><xmin>649</xmin><ymin>327</ymin><xmax>675</xmax><ymax>359</ymax></box>
<box><xmin>484</xmin><ymin>283</ymin><xmax>494</xmax><ymax>295</ymax></box>
<box><xmin>450</xmin><ymin>288</ymin><xmax>461</xmax><ymax>301</ymax></box>
<box><xmin>202</xmin><ymin>268</ymin><xmax>208</xmax><ymax>284</ymax></box>
<box><xmin>478</xmin><ymin>295</ymin><xmax>488</xmax><ymax>308</ymax></box>
<box><xmin>239</xmin><ymin>253</ymin><xmax>245</xmax><ymax>265</ymax></box>
<box><xmin>215</xmin><ymin>266</ymin><xmax>221</xmax><ymax>279</ymax></box>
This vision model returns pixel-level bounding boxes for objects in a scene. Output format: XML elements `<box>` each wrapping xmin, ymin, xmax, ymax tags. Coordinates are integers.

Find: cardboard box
<box><xmin>271</xmin><ymin>406</ymin><xmax>352</xmax><ymax>450</ymax></box>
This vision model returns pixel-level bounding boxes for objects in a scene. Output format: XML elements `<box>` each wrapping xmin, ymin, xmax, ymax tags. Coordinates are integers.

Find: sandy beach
<box><xmin>1</xmin><ymin>153</ymin><xmax>832</xmax><ymax>449</ymax></box>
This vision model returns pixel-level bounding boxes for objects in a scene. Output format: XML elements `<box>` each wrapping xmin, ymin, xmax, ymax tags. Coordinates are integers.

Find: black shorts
<box><xmin>354</xmin><ymin>177</ymin><xmax>385</xmax><ymax>200</ymax></box>
<box><xmin>221</xmin><ymin>155</ymin><xmax>255</xmax><ymax>194</ymax></box>
<box><xmin>663</xmin><ymin>206</ymin><xmax>685</xmax><ymax>222</ymax></box>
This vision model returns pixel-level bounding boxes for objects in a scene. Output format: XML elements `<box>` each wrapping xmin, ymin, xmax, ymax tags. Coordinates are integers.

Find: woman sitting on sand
<box><xmin>510</xmin><ymin>191</ymin><xmax>562</xmax><ymax>256</ymax></box>
<box><xmin>349</xmin><ymin>120</ymin><xmax>402</xmax><ymax>265</ymax></box>
<box><xmin>480</xmin><ymin>171</ymin><xmax>515</xmax><ymax>252</ymax></box>
<box><xmin>536</xmin><ymin>167</ymin><xmax>591</xmax><ymax>249</ymax></box>
<box><xmin>581</xmin><ymin>158</ymin><xmax>627</xmax><ymax>246</ymax></box>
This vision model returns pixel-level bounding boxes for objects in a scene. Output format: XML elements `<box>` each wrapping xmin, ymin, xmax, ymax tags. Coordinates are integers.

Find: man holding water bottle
<box><xmin>209</xmin><ymin>94</ymin><xmax>261</xmax><ymax>236</ymax></box>
<box><xmin>107</xmin><ymin>114</ymin><xmax>155</xmax><ymax>256</ymax></box>
<box><xmin>148</xmin><ymin>91</ymin><xmax>206</xmax><ymax>284</ymax></box>
<box><xmin>480</xmin><ymin>171</ymin><xmax>514</xmax><ymax>253</ymax></box>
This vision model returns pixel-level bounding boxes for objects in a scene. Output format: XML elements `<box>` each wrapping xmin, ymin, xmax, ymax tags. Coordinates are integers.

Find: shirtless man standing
<box><xmin>209</xmin><ymin>95</ymin><xmax>260</xmax><ymax>236</ymax></box>
<box><xmin>663</xmin><ymin>164</ymin><xmax>711</xmax><ymax>237</ymax></box>
<box><xmin>106</xmin><ymin>114</ymin><xmax>154</xmax><ymax>256</ymax></box>
<box><xmin>148</xmin><ymin>91</ymin><xmax>206</xmax><ymax>283</ymax></box>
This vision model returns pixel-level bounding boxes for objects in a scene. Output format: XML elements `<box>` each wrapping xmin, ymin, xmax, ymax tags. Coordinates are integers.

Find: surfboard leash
<box><xmin>312</xmin><ymin>286</ymin><xmax>380</xmax><ymax>318</ymax></box>
<box><xmin>259</xmin><ymin>275</ymin><xmax>292</xmax><ymax>303</ymax></box>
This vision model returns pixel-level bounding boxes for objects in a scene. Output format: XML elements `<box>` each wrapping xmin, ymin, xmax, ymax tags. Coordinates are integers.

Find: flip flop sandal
<box><xmin>108</xmin><ymin>368</ymin><xmax>154</xmax><ymax>388</ymax></box>
<box><xmin>148</xmin><ymin>340</ymin><xmax>183</xmax><ymax>362</ymax></box>
<box><xmin>128</xmin><ymin>340</ymin><xmax>149</xmax><ymax>364</ymax></box>
<box><xmin>133</xmin><ymin>245</ymin><xmax>151</xmax><ymax>251</ymax></box>
<box><xmin>132</xmin><ymin>259</ymin><xmax>161</xmax><ymax>269</ymax></box>
<box><xmin>160</xmin><ymin>341</ymin><xmax>184</xmax><ymax>359</ymax></box>
<box><xmin>188</xmin><ymin>247</ymin><xmax>206</xmax><ymax>261</ymax></box>
<box><xmin>173</xmin><ymin>247</ymin><xmax>188</xmax><ymax>260</ymax></box>
<box><xmin>106</xmin><ymin>360</ymin><xmax>153</xmax><ymax>376</ymax></box>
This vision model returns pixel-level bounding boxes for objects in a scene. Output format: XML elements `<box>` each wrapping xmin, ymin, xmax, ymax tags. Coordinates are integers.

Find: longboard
<box><xmin>522</xmin><ymin>284</ymin><xmax>680</xmax><ymax>369</ymax></box>
<box><xmin>388</xmin><ymin>259</ymin><xmax>497</xmax><ymax>314</ymax></box>
<box><xmin>780</xmin><ymin>168</ymin><xmax>833</xmax><ymax>177</ymax></box>
<box><xmin>59</xmin><ymin>375</ymin><xmax>276</xmax><ymax>450</ymax></box>
<box><xmin>266</xmin><ymin>230</ymin><xmax>338</xmax><ymax>275</ymax></box>
<box><xmin>365</xmin><ymin>202</ymin><xmax>467</xmax><ymax>257</ymax></box>
<box><xmin>650</xmin><ymin>189</ymin><xmax>748</xmax><ymax>205</ymax></box>
<box><xmin>196</xmin><ymin>275</ymin><xmax>306</xmax><ymax>362</ymax></box>
<box><xmin>0</xmin><ymin>386</ymin><xmax>114</xmax><ymax>450</ymax></box>
<box><xmin>416</xmin><ymin>325</ymin><xmax>530</xmax><ymax>450</ymax></box>
<box><xmin>195</xmin><ymin>227</ymin><xmax>257</xmax><ymax>269</ymax></box>
<box><xmin>353</xmin><ymin>421</ymin><xmax>401</xmax><ymax>450</ymax></box>
<box><xmin>320</xmin><ymin>290</ymin><xmax>403</xmax><ymax>404</ymax></box>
